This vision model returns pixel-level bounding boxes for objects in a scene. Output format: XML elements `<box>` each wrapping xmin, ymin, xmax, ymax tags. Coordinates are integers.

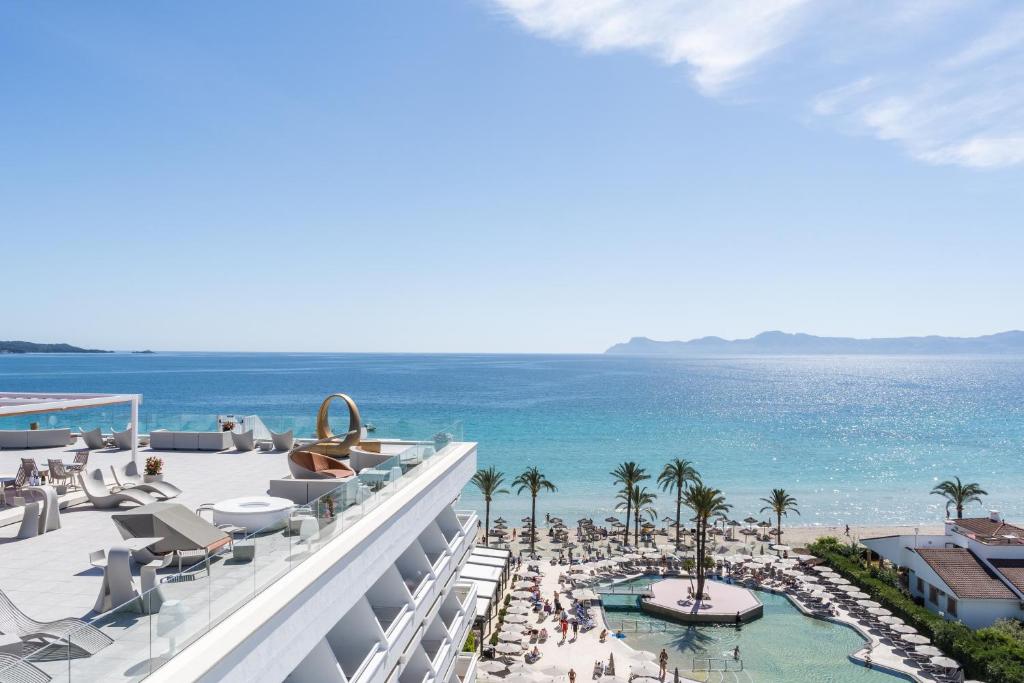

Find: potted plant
<box><xmin>221</xmin><ymin>420</ymin><xmax>236</xmax><ymax>432</ymax></box>
<box><xmin>144</xmin><ymin>456</ymin><xmax>164</xmax><ymax>483</ymax></box>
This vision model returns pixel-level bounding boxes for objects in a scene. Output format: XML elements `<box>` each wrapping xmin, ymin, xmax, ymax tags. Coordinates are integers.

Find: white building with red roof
<box><xmin>863</xmin><ymin>511</ymin><xmax>1024</xmax><ymax>629</ymax></box>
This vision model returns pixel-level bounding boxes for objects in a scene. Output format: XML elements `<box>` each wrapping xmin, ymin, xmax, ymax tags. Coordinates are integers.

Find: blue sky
<box><xmin>2</xmin><ymin>1</ymin><xmax>1022</xmax><ymax>353</ymax></box>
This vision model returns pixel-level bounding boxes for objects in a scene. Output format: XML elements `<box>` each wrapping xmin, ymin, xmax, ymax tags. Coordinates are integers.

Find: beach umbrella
<box><xmin>828</xmin><ymin>577</ymin><xmax>851</xmax><ymax>586</ymax></box>
<box><xmin>511</xmin><ymin>591</ymin><xmax>534</xmax><ymax>599</ymax></box>
<box><xmin>915</xmin><ymin>645</ymin><xmax>943</xmax><ymax>657</ymax></box>
<box><xmin>550</xmin><ymin>516</ymin><xmax>563</xmax><ymax>522</ymax></box>
<box><xmin>758</xmin><ymin>521</ymin><xmax>771</xmax><ymax>528</ymax></box>
<box><xmin>573</xmin><ymin>588</ymin><xmax>598</xmax><ymax>601</ymax></box>
<box><xmin>812</xmin><ymin>565</ymin><xmax>834</xmax><ymax>573</ymax></box>
<box><xmin>868</xmin><ymin>607</ymin><xmax>892</xmax><ymax>617</ymax></box>
<box><xmin>795</xmin><ymin>554</ymin><xmax>815</xmax><ymax>562</ymax></box>
<box><xmin>930</xmin><ymin>656</ymin><xmax>959</xmax><ymax>670</ymax></box>
<box><xmin>498</xmin><ymin>631</ymin><xmax>524</xmax><ymax>642</ymax></box>
<box><xmin>506</xmin><ymin>604</ymin><xmax>531</xmax><ymax>615</ymax></box>
<box><xmin>848</xmin><ymin>591</ymin><xmax>869</xmax><ymax>600</ymax></box>
<box><xmin>504</xmin><ymin>613</ymin><xmax>529</xmax><ymax>624</ymax></box>
<box><xmin>856</xmin><ymin>600</ymin><xmax>881</xmax><ymax>608</ymax></box>
<box><xmin>606</xmin><ymin>516</ymin><xmax>619</xmax><ymax>523</ymax></box>
<box><xmin>517</xmin><ymin>570</ymin><xmax>540</xmax><ymax>578</ymax></box>
<box><xmin>477</xmin><ymin>659</ymin><xmax>509</xmax><ymax>675</ymax></box>
<box><xmin>743</xmin><ymin>516</ymin><xmax>758</xmax><ymax>525</ymax></box>
<box><xmin>838</xmin><ymin>585</ymin><xmax>861</xmax><ymax>593</ymax></box>
<box><xmin>727</xmin><ymin>519</ymin><xmax>741</xmax><ymax>526</ymax></box>
<box><xmin>496</xmin><ymin>642</ymin><xmax>523</xmax><ymax>654</ymax></box>
<box><xmin>513</xmin><ymin>581</ymin><xmax>536</xmax><ymax>590</ymax></box>
<box><xmin>878</xmin><ymin>616</ymin><xmax>903</xmax><ymax>625</ymax></box>
<box><xmin>494</xmin><ymin>517</ymin><xmax>507</xmax><ymax>523</ymax></box>
<box><xmin>522</xmin><ymin>516</ymin><xmax>532</xmax><ymax>522</ymax></box>
<box><xmin>477</xmin><ymin>660</ymin><xmax>509</xmax><ymax>674</ymax></box>
<box><xmin>740</xmin><ymin>528</ymin><xmax>756</xmax><ymax>536</ymax></box>
<box><xmin>771</xmin><ymin>544</ymin><xmax>791</xmax><ymax>553</ymax></box>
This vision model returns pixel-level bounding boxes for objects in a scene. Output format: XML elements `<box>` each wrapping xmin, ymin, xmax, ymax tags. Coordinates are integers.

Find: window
<box><xmin>947</xmin><ymin>596</ymin><xmax>957</xmax><ymax>617</ymax></box>
<box><xmin>929</xmin><ymin>585</ymin><xmax>939</xmax><ymax>605</ymax></box>
<box><xmin>916</xmin><ymin>576</ymin><xmax>924</xmax><ymax>593</ymax></box>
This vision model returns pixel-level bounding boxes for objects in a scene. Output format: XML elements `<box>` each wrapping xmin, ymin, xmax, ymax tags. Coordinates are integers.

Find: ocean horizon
<box><xmin>3</xmin><ymin>351</ymin><xmax>1022</xmax><ymax>527</ymax></box>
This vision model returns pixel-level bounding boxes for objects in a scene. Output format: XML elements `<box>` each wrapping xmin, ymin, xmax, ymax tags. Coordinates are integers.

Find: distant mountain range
<box><xmin>605</xmin><ymin>331</ymin><xmax>1024</xmax><ymax>356</ymax></box>
<box><xmin>0</xmin><ymin>340</ymin><xmax>111</xmax><ymax>354</ymax></box>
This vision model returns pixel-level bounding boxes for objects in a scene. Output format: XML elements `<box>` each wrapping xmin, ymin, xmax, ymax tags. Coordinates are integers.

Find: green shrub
<box><xmin>462</xmin><ymin>631</ymin><xmax>476</xmax><ymax>653</ymax></box>
<box><xmin>809</xmin><ymin>539</ymin><xmax>1024</xmax><ymax>683</ymax></box>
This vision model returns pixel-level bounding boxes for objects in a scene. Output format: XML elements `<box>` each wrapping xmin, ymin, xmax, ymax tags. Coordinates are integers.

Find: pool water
<box><xmin>601</xmin><ymin>579</ymin><xmax>898</xmax><ymax>682</ymax></box>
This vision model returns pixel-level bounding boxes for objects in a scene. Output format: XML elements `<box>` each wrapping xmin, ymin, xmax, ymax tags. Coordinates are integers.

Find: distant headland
<box><xmin>606</xmin><ymin>330</ymin><xmax>1024</xmax><ymax>356</ymax></box>
<box><xmin>0</xmin><ymin>340</ymin><xmax>112</xmax><ymax>354</ymax></box>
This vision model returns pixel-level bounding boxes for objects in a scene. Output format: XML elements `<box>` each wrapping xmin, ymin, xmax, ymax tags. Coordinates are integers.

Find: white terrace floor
<box><xmin>0</xmin><ymin>439</ymin><xmax>307</xmax><ymax>681</ymax></box>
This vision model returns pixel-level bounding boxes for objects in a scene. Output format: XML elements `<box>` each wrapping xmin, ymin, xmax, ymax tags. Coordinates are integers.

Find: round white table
<box><xmin>212</xmin><ymin>496</ymin><xmax>294</xmax><ymax>532</ymax></box>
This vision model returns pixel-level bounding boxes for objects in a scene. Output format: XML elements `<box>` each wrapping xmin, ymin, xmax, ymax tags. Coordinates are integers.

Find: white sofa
<box><xmin>149</xmin><ymin>430</ymin><xmax>232</xmax><ymax>451</ymax></box>
<box><xmin>0</xmin><ymin>428</ymin><xmax>73</xmax><ymax>449</ymax></box>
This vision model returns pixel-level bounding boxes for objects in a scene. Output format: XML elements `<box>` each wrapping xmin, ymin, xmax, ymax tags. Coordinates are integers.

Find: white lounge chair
<box><xmin>0</xmin><ymin>588</ymin><xmax>112</xmax><ymax>657</ymax></box>
<box><xmin>110</xmin><ymin>462</ymin><xmax>181</xmax><ymax>499</ymax></box>
<box><xmin>271</xmin><ymin>429</ymin><xmax>294</xmax><ymax>451</ymax></box>
<box><xmin>79</xmin><ymin>468</ymin><xmax>156</xmax><ymax>509</ymax></box>
<box><xmin>230</xmin><ymin>429</ymin><xmax>255</xmax><ymax>452</ymax></box>
<box><xmin>111</xmin><ymin>426</ymin><xmax>134</xmax><ymax>450</ymax></box>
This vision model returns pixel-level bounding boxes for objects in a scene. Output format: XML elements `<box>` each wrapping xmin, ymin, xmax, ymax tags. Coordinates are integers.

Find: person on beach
<box><xmin>560</xmin><ymin>617</ymin><xmax>569</xmax><ymax>641</ymax></box>
<box><xmin>571</xmin><ymin>618</ymin><xmax>578</xmax><ymax>639</ymax></box>
<box><xmin>658</xmin><ymin>649</ymin><xmax>668</xmax><ymax>679</ymax></box>
<box><xmin>568</xmin><ymin>668</ymin><xmax>576</xmax><ymax>683</ymax></box>
<box><xmin>845</xmin><ymin>524</ymin><xmax>850</xmax><ymax>536</ymax></box>
<box><xmin>513</xmin><ymin>528</ymin><xmax>517</xmax><ymax>540</ymax></box>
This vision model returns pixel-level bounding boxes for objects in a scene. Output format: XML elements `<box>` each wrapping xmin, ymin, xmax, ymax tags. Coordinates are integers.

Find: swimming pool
<box><xmin>600</xmin><ymin>579</ymin><xmax>899</xmax><ymax>682</ymax></box>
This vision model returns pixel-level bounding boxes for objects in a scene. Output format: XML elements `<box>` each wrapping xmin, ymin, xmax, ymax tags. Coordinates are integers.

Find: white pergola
<box><xmin>0</xmin><ymin>392</ymin><xmax>142</xmax><ymax>462</ymax></box>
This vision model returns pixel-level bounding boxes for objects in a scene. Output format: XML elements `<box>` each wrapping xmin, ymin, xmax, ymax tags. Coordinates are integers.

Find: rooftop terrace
<box><xmin>0</xmin><ymin>429</ymin><xmax>465</xmax><ymax>682</ymax></box>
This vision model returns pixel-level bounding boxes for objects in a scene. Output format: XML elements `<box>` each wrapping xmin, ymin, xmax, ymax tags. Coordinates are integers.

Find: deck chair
<box><xmin>79</xmin><ymin>428</ymin><xmax>107</xmax><ymax>450</ymax></box>
<box><xmin>270</xmin><ymin>429</ymin><xmax>294</xmax><ymax>451</ymax></box>
<box><xmin>230</xmin><ymin>429</ymin><xmax>255</xmax><ymax>452</ymax></box>
<box><xmin>79</xmin><ymin>469</ymin><xmax>156</xmax><ymax>509</ymax></box>
<box><xmin>0</xmin><ymin>653</ymin><xmax>51</xmax><ymax>683</ymax></box>
<box><xmin>0</xmin><ymin>588</ymin><xmax>112</xmax><ymax>657</ymax></box>
<box><xmin>47</xmin><ymin>460</ymin><xmax>77</xmax><ymax>491</ymax></box>
<box><xmin>110</xmin><ymin>462</ymin><xmax>181</xmax><ymax>499</ymax></box>
<box><xmin>111</xmin><ymin>427</ymin><xmax>134</xmax><ymax>451</ymax></box>
<box><xmin>66</xmin><ymin>451</ymin><xmax>90</xmax><ymax>473</ymax></box>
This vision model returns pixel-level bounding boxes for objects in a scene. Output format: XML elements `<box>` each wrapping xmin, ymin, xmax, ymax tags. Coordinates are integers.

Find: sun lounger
<box><xmin>0</xmin><ymin>589</ymin><xmax>112</xmax><ymax>657</ymax></box>
<box><xmin>110</xmin><ymin>462</ymin><xmax>181</xmax><ymax>499</ymax></box>
<box><xmin>79</xmin><ymin>468</ymin><xmax>157</xmax><ymax>509</ymax></box>
<box><xmin>0</xmin><ymin>652</ymin><xmax>51</xmax><ymax>683</ymax></box>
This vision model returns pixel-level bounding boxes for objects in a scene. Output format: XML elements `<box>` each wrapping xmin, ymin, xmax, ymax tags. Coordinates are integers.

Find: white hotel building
<box><xmin>0</xmin><ymin>392</ymin><xmax>490</xmax><ymax>683</ymax></box>
<box><xmin>863</xmin><ymin>511</ymin><xmax>1024</xmax><ymax>629</ymax></box>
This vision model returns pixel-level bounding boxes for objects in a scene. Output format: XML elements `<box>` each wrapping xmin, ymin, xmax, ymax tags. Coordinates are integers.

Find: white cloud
<box><xmin>492</xmin><ymin>0</ymin><xmax>1024</xmax><ymax>169</ymax></box>
<box><xmin>493</xmin><ymin>0</ymin><xmax>813</xmax><ymax>94</ymax></box>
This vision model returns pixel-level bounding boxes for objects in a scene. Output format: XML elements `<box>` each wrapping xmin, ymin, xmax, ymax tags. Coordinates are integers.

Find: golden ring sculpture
<box><xmin>312</xmin><ymin>393</ymin><xmax>363</xmax><ymax>457</ymax></box>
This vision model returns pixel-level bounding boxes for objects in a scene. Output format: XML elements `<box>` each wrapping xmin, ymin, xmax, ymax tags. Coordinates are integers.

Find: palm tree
<box><xmin>611</xmin><ymin>462</ymin><xmax>649</xmax><ymax>545</ymax></box>
<box><xmin>616</xmin><ymin>485</ymin><xmax>658</xmax><ymax>544</ymax></box>
<box><xmin>931</xmin><ymin>477</ymin><xmax>987</xmax><ymax>519</ymax></box>
<box><xmin>759</xmin><ymin>488</ymin><xmax>799</xmax><ymax>542</ymax></box>
<box><xmin>658</xmin><ymin>459</ymin><xmax>700</xmax><ymax>548</ymax></box>
<box><xmin>684</xmin><ymin>483</ymin><xmax>731</xmax><ymax>602</ymax></box>
<box><xmin>471</xmin><ymin>466</ymin><xmax>508</xmax><ymax>547</ymax></box>
<box><xmin>512</xmin><ymin>466</ymin><xmax>557</xmax><ymax>554</ymax></box>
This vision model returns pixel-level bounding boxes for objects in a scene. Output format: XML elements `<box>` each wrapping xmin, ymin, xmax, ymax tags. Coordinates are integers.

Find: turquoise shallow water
<box><xmin>603</xmin><ymin>578</ymin><xmax>895</xmax><ymax>682</ymax></box>
<box><xmin>2</xmin><ymin>352</ymin><xmax>1023</xmax><ymax>525</ymax></box>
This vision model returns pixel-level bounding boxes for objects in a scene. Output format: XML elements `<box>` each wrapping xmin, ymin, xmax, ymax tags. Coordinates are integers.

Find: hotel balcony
<box><xmin>452</xmin><ymin>653</ymin><xmax>478</xmax><ymax>683</ymax></box>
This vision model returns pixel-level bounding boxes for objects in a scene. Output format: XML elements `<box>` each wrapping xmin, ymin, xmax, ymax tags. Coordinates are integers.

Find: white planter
<box><xmin>144</xmin><ymin>474</ymin><xmax>164</xmax><ymax>483</ymax></box>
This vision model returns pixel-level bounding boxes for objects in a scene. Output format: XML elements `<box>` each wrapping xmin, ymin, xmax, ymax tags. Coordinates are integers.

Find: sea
<box><xmin>2</xmin><ymin>352</ymin><xmax>1022</xmax><ymax>527</ymax></box>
